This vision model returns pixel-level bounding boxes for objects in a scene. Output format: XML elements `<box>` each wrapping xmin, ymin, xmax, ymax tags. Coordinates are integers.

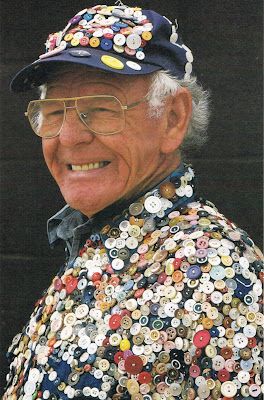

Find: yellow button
<box><xmin>150</xmin><ymin>329</ymin><xmax>160</xmax><ymax>341</ymax></box>
<box><xmin>142</xmin><ymin>31</ymin><xmax>152</xmax><ymax>41</ymax></box>
<box><xmin>90</xmin><ymin>37</ymin><xmax>100</xmax><ymax>48</ymax></box>
<box><xmin>71</xmin><ymin>38</ymin><xmax>80</xmax><ymax>47</ymax></box>
<box><xmin>64</xmin><ymin>33</ymin><xmax>73</xmax><ymax>42</ymax></box>
<box><xmin>101</xmin><ymin>55</ymin><xmax>124</xmax><ymax>70</ymax></box>
<box><xmin>120</xmin><ymin>338</ymin><xmax>131</xmax><ymax>351</ymax></box>
<box><xmin>221</xmin><ymin>255</ymin><xmax>233</xmax><ymax>266</ymax></box>
<box><xmin>225</xmin><ymin>267</ymin><xmax>235</xmax><ymax>278</ymax></box>
<box><xmin>205</xmin><ymin>344</ymin><xmax>217</xmax><ymax>358</ymax></box>
<box><xmin>127</xmin><ymin>379</ymin><xmax>140</xmax><ymax>395</ymax></box>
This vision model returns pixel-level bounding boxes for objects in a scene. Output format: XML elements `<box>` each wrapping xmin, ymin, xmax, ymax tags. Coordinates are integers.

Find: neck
<box><xmin>123</xmin><ymin>153</ymin><xmax>182</xmax><ymax>202</ymax></box>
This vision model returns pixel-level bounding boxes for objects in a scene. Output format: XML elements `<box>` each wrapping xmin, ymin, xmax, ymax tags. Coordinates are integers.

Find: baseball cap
<box><xmin>10</xmin><ymin>4</ymin><xmax>194</xmax><ymax>93</ymax></box>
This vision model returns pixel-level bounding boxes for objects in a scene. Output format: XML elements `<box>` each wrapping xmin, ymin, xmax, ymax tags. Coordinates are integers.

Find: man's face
<box><xmin>42</xmin><ymin>67</ymin><xmax>178</xmax><ymax>216</ymax></box>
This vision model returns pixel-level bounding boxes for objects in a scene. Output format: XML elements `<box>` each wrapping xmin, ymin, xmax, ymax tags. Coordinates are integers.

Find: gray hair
<box><xmin>39</xmin><ymin>66</ymin><xmax>210</xmax><ymax>154</ymax></box>
<box><xmin>146</xmin><ymin>70</ymin><xmax>210</xmax><ymax>154</ymax></box>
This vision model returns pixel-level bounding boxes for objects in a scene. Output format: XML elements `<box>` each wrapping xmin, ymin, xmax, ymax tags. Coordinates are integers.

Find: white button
<box><xmin>48</xmin><ymin>371</ymin><xmax>57</xmax><ymax>381</ymax></box>
<box><xmin>126</xmin><ymin>33</ymin><xmax>142</xmax><ymax>49</ymax></box>
<box><xmin>237</xmin><ymin>370</ymin><xmax>250</xmax><ymax>383</ymax></box>
<box><xmin>112</xmin><ymin>258</ymin><xmax>124</xmax><ymax>270</ymax></box>
<box><xmin>136</xmin><ymin>50</ymin><xmax>145</xmax><ymax>60</ymax></box>
<box><xmin>104</xmin><ymin>237</ymin><xmax>116</xmax><ymax>249</ymax></box>
<box><xmin>221</xmin><ymin>381</ymin><xmax>237</xmax><ymax>397</ymax></box>
<box><xmin>233</xmin><ymin>333</ymin><xmax>248</xmax><ymax>348</ymax></box>
<box><xmin>185</xmin><ymin>185</ymin><xmax>193</xmax><ymax>197</ymax></box>
<box><xmin>113</xmin><ymin>33</ymin><xmax>126</xmax><ymax>46</ymax></box>
<box><xmin>144</xmin><ymin>196</ymin><xmax>162</xmax><ymax>213</ymax></box>
<box><xmin>75</xmin><ymin>304</ymin><xmax>89</xmax><ymax>319</ymax></box>
<box><xmin>126</xmin><ymin>60</ymin><xmax>142</xmax><ymax>70</ymax></box>
<box><xmin>28</xmin><ymin>368</ymin><xmax>40</xmax><ymax>383</ymax></box>
<box><xmin>126</xmin><ymin>236</ymin><xmax>138</xmax><ymax>249</ymax></box>
<box><xmin>243</xmin><ymin>324</ymin><xmax>256</xmax><ymax>337</ymax></box>
<box><xmin>60</xmin><ymin>325</ymin><xmax>73</xmax><ymax>340</ymax></box>
<box><xmin>87</xmin><ymin>342</ymin><xmax>98</xmax><ymax>354</ymax></box>
<box><xmin>212</xmin><ymin>355</ymin><xmax>225</xmax><ymax>371</ymax></box>
<box><xmin>78</xmin><ymin>335</ymin><xmax>91</xmax><ymax>349</ymax></box>
<box><xmin>64</xmin><ymin>313</ymin><xmax>76</xmax><ymax>326</ymax></box>
<box><xmin>24</xmin><ymin>381</ymin><xmax>36</xmax><ymax>395</ymax></box>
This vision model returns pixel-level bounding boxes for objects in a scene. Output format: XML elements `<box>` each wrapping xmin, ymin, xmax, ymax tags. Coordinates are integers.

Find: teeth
<box><xmin>71</xmin><ymin>161</ymin><xmax>107</xmax><ymax>171</ymax></box>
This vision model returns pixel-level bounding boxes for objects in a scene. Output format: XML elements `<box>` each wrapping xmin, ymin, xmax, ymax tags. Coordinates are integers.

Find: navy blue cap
<box><xmin>10</xmin><ymin>5</ymin><xmax>194</xmax><ymax>92</ymax></box>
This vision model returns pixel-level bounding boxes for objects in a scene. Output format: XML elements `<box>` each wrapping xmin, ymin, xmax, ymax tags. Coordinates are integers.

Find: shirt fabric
<box><xmin>4</xmin><ymin>164</ymin><xmax>264</xmax><ymax>400</ymax></box>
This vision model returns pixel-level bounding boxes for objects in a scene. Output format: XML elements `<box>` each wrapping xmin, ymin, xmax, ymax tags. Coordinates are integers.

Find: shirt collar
<box><xmin>47</xmin><ymin>163</ymin><xmax>196</xmax><ymax>248</ymax></box>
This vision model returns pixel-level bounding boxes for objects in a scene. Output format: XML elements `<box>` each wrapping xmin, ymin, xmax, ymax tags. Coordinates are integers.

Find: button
<box><xmin>113</xmin><ymin>33</ymin><xmax>126</xmax><ymax>46</ymax></box>
<box><xmin>112</xmin><ymin>258</ymin><xmax>124</xmax><ymax>270</ymax></box>
<box><xmin>89</xmin><ymin>37</ymin><xmax>100</xmax><ymax>47</ymax></box>
<box><xmin>126</xmin><ymin>60</ymin><xmax>142</xmax><ymax>70</ymax></box>
<box><xmin>233</xmin><ymin>333</ymin><xmax>248</xmax><ymax>348</ymax></box>
<box><xmin>101</xmin><ymin>55</ymin><xmax>124</xmax><ymax>70</ymax></box>
<box><xmin>144</xmin><ymin>196</ymin><xmax>162</xmax><ymax>213</ymax></box>
<box><xmin>193</xmin><ymin>330</ymin><xmax>211</xmax><ymax>348</ymax></box>
<box><xmin>126</xmin><ymin>33</ymin><xmax>142</xmax><ymax>49</ymax></box>
<box><xmin>142</xmin><ymin>31</ymin><xmax>152</xmax><ymax>41</ymax></box>
<box><xmin>109</xmin><ymin>314</ymin><xmax>122</xmax><ymax>330</ymax></box>
<box><xmin>221</xmin><ymin>381</ymin><xmax>237</xmax><ymax>397</ymax></box>
<box><xmin>124</xmin><ymin>355</ymin><xmax>143</xmax><ymax>374</ymax></box>
<box><xmin>100</xmin><ymin>38</ymin><xmax>113</xmax><ymax>50</ymax></box>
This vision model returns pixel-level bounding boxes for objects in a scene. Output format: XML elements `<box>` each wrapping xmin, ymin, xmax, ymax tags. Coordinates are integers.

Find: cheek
<box><xmin>42</xmin><ymin>139</ymin><xmax>57</xmax><ymax>170</ymax></box>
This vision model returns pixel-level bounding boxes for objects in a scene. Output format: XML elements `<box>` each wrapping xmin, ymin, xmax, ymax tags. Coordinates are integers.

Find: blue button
<box><xmin>100</xmin><ymin>38</ymin><xmax>113</xmax><ymax>51</ymax></box>
<box><xmin>111</xmin><ymin>24</ymin><xmax>120</xmax><ymax>32</ymax></box>
<box><xmin>186</xmin><ymin>265</ymin><xmax>201</xmax><ymax>279</ymax></box>
<box><xmin>83</xmin><ymin>13</ymin><xmax>93</xmax><ymax>21</ymax></box>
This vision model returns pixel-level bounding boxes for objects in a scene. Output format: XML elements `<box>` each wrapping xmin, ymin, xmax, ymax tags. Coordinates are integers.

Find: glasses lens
<box><xmin>27</xmin><ymin>100</ymin><xmax>64</xmax><ymax>138</ymax></box>
<box><xmin>77</xmin><ymin>96</ymin><xmax>124</xmax><ymax>135</ymax></box>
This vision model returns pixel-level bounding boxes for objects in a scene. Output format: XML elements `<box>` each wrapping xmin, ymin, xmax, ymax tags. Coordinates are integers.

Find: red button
<box><xmin>173</xmin><ymin>258</ymin><xmax>182</xmax><ymax>270</ymax></box>
<box><xmin>54</xmin><ymin>277</ymin><xmax>63</xmax><ymax>291</ymax></box>
<box><xmin>134</xmin><ymin>288</ymin><xmax>145</xmax><ymax>298</ymax></box>
<box><xmin>247</xmin><ymin>337</ymin><xmax>257</xmax><ymax>348</ymax></box>
<box><xmin>124</xmin><ymin>355</ymin><xmax>143</xmax><ymax>374</ymax></box>
<box><xmin>109</xmin><ymin>314</ymin><xmax>122</xmax><ymax>330</ymax></box>
<box><xmin>138</xmin><ymin>371</ymin><xmax>152</xmax><ymax>384</ymax></box>
<box><xmin>91</xmin><ymin>272</ymin><xmax>102</xmax><ymax>282</ymax></box>
<box><xmin>217</xmin><ymin>369</ymin><xmax>230</xmax><ymax>382</ymax></box>
<box><xmin>65</xmin><ymin>276</ymin><xmax>78</xmax><ymax>294</ymax></box>
<box><xmin>104</xmin><ymin>32</ymin><xmax>114</xmax><ymax>39</ymax></box>
<box><xmin>114</xmin><ymin>351</ymin><xmax>124</xmax><ymax>364</ymax></box>
<box><xmin>193</xmin><ymin>330</ymin><xmax>211</xmax><ymax>348</ymax></box>
<box><xmin>189</xmin><ymin>365</ymin><xmax>201</xmax><ymax>378</ymax></box>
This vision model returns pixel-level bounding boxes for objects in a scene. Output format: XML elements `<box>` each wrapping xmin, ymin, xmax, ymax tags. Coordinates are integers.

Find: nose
<box><xmin>58</xmin><ymin>106</ymin><xmax>95</xmax><ymax>147</ymax></box>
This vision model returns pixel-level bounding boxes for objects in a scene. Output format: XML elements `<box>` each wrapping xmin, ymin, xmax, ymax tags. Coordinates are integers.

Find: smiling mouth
<box><xmin>69</xmin><ymin>161</ymin><xmax>110</xmax><ymax>171</ymax></box>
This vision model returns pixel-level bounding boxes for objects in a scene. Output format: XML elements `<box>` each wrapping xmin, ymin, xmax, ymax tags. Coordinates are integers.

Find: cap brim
<box><xmin>10</xmin><ymin>47</ymin><xmax>162</xmax><ymax>93</ymax></box>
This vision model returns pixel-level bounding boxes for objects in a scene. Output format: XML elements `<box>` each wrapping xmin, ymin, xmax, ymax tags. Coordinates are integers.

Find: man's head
<box><xmin>11</xmin><ymin>4</ymin><xmax>210</xmax><ymax>216</ymax></box>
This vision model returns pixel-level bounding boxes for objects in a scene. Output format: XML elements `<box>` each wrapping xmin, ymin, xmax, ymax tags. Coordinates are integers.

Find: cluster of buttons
<box><xmin>41</xmin><ymin>5</ymin><xmax>154</xmax><ymax>71</ymax></box>
<box><xmin>4</xmin><ymin>165</ymin><xmax>264</xmax><ymax>399</ymax></box>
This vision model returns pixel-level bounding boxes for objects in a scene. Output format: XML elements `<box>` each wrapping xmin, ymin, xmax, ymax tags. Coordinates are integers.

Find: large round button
<box><xmin>221</xmin><ymin>381</ymin><xmax>237</xmax><ymax>397</ymax></box>
<box><xmin>193</xmin><ymin>330</ymin><xmax>211</xmax><ymax>348</ymax></box>
<box><xmin>144</xmin><ymin>196</ymin><xmax>162</xmax><ymax>213</ymax></box>
<box><xmin>124</xmin><ymin>355</ymin><xmax>143</xmax><ymax>374</ymax></box>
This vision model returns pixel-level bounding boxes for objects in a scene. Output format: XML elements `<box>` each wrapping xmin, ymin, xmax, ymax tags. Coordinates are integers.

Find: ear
<box><xmin>160</xmin><ymin>87</ymin><xmax>192</xmax><ymax>154</ymax></box>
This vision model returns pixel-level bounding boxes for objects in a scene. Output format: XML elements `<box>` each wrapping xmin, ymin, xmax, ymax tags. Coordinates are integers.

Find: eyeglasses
<box><xmin>25</xmin><ymin>95</ymin><xmax>147</xmax><ymax>138</ymax></box>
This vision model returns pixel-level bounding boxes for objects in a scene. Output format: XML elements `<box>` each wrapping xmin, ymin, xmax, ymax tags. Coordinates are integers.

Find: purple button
<box><xmin>186</xmin><ymin>265</ymin><xmax>201</xmax><ymax>279</ymax></box>
<box><xmin>69</xmin><ymin>15</ymin><xmax>82</xmax><ymax>25</ymax></box>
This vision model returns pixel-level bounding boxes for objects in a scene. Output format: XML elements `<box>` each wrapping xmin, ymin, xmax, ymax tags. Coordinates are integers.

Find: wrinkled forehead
<box><xmin>44</xmin><ymin>63</ymin><xmax>152</xmax><ymax>96</ymax></box>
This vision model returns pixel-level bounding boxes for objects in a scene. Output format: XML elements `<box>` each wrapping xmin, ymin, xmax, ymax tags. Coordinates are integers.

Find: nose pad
<box><xmin>59</xmin><ymin>106</ymin><xmax>95</xmax><ymax>145</ymax></box>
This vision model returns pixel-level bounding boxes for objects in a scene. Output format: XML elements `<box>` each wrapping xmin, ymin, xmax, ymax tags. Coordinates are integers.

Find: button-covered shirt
<box><xmin>4</xmin><ymin>164</ymin><xmax>264</xmax><ymax>400</ymax></box>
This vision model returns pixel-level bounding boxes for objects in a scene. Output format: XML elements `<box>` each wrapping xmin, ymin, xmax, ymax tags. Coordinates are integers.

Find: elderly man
<box><xmin>4</xmin><ymin>3</ymin><xmax>263</xmax><ymax>400</ymax></box>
